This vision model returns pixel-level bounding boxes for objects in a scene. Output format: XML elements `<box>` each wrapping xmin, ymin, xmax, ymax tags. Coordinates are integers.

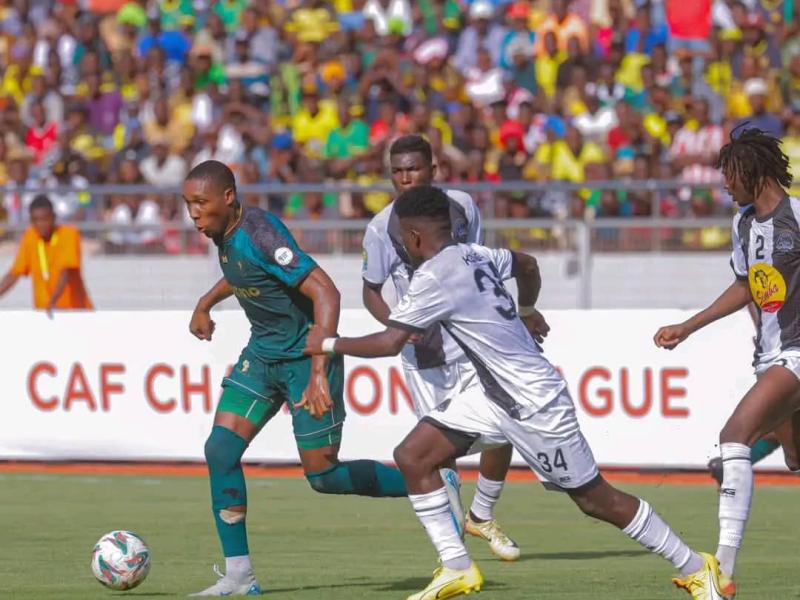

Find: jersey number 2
<box><xmin>755</xmin><ymin>235</ymin><xmax>765</xmax><ymax>260</ymax></box>
<box><xmin>474</xmin><ymin>266</ymin><xmax>516</xmax><ymax>320</ymax></box>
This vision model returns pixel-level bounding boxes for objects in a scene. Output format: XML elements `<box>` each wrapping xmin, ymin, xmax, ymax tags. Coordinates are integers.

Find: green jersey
<box><xmin>219</xmin><ymin>207</ymin><xmax>317</xmax><ymax>361</ymax></box>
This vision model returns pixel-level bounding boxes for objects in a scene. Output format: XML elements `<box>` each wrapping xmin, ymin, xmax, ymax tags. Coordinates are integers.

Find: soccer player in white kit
<box><xmin>310</xmin><ymin>185</ymin><xmax>722</xmax><ymax>600</ymax></box>
<box><xmin>656</xmin><ymin>128</ymin><xmax>800</xmax><ymax>599</ymax></box>
<box><xmin>362</xmin><ymin>135</ymin><xmax>519</xmax><ymax>560</ymax></box>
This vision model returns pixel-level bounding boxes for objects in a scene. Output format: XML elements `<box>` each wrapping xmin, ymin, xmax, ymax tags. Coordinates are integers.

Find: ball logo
<box><xmin>748</xmin><ymin>263</ymin><xmax>786</xmax><ymax>313</ymax></box>
<box><xmin>274</xmin><ymin>247</ymin><xmax>293</xmax><ymax>266</ymax></box>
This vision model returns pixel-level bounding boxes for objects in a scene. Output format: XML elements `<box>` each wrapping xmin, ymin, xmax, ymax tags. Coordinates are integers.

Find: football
<box><xmin>90</xmin><ymin>530</ymin><xmax>151</xmax><ymax>590</ymax></box>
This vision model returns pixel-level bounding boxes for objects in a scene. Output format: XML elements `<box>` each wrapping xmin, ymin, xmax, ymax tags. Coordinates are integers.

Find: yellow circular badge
<box><xmin>749</xmin><ymin>263</ymin><xmax>787</xmax><ymax>313</ymax></box>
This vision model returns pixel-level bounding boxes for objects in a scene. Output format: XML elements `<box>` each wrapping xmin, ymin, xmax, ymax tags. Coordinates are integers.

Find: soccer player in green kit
<box><xmin>183</xmin><ymin>160</ymin><xmax>407</xmax><ymax>596</ymax></box>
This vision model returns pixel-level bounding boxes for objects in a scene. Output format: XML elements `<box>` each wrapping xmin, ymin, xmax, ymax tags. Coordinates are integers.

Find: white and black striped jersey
<box><xmin>362</xmin><ymin>190</ymin><xmax>482</xmax><ymax>370</ymax></box>
<box><xmin>731</xmin><ymin>196</ymin><xmax>800</xmax><ymax>364</ymax></box>
<box><xmin>388</xmin><ymin>243</ymin><xmax>566</xmax><ymax>420</ymax></box>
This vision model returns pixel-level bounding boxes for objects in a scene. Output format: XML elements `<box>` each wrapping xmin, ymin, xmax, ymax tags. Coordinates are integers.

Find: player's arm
<box><xmin>0</xmin><ymin>271</ymin><xmax>20</xmax><ymax>297</ymax></box>
<box><xmin>306</xmin><ymin>323</ymin><xmax>412</xmax><ymax>358</ymax></box>
<box><xmin>362</xmin><ymin>281</ymin><xmax>390</xmax><ymax>325</ymax></box>
<box><xmin>294</xmin><ymin>266</ymin><xmax>340</xmax><ymax>418</ymax></box>
<box><xmin>510</xmin><ymin>251</ymin><xmax>550</xmax><ymax>343</ymax></box>
<box><xmin>654</xmin><ymin>279</ymin><xmax>751</xmax><ymax>349</ymax></box>
<box><xmin>189</xmin><ymin>277</ymin><xmax>233</xmax><ymax>341</ymax></box>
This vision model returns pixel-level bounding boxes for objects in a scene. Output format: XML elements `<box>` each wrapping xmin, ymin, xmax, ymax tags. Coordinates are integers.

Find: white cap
<box><xmin>470</xmin><ymin>0</ymin><xmax>494</xmax><ymax>20</ymax></box>
<box><xmin>743</xmin><ymin>77</ymin><xmax>768</xmax><ymax>97</ymax></box>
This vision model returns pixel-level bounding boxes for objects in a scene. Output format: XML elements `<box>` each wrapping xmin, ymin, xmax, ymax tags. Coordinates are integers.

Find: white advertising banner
<box><xmin>0</xmin><ymin>309</ymin><xmax>783</xmax><ymax>469</ymax></box>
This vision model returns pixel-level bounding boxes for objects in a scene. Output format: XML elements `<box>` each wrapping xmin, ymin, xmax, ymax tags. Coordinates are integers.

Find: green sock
<box><xmin>306</xmin><ymin>460</ymin><xmax>407</xmax><ymax>497</ymax></box>
<box><xmin>205</xmin><ymin>426</ymin><xmax>250</xmax><ymax>557</ymax></box>
<box><xmin>750</xmin><ymin>438</ymin><xmax>780</xmax><ymax>464</ymax></box>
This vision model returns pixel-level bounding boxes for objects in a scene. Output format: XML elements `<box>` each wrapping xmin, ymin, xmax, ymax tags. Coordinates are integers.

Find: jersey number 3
<box><xmin>474</xmin><ymin>265</ymin><xmax>516</xmax><ymax>320</ymax></box>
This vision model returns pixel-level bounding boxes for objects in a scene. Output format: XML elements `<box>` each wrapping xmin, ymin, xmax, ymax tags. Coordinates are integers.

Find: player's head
<box><xmin>395</xmin><ymin>185</ymin><xmax>452</xmax><ymax>266</ymax></box>
<box><xmin>389</xmin><ymin>135</ymin><xmax>435</xmax><ymax>194</ymax></box>
<box><xmin>29</xmin><ymin>194</ymin><xmax>56</xmax><ymax>240</ymax></box>
<box><xmin>717</xmin><ymin>127</ymin><xmax>792</xmax><ymax>206</ymax></box>
<box><xmin>183</xmin><ymin>160</ymin><xmax>238</xmax><ymax>242</ymax></box>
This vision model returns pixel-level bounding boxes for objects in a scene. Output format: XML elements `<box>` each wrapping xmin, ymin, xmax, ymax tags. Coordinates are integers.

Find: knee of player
<box><xmin>305</xmin><ymin>467</ymin><xmax>339</xmax><ymax>494</ymax></box>
<box><xmin>393</xmin><ymin>443</ymin><xmax>418</xmax><ymax>474</ymax></box>
<box><xmin>204</xmin><ymin>429</ymin><xmax>244</xmax><ymax>472</ymax></box>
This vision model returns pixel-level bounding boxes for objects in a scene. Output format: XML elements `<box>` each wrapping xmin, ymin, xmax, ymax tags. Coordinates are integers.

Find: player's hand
<box><xmin>653</xmin><ymin>323</ymin><xmax>691</xmax><ymax>350</ymax></box>
<box><xmin>302</xmin><ymin>324</ymin><xmax>327</xmax><ymax>355</ymax></box>
<box><xmin>189</xmin><ymin>307</ymin><xmax>215</xmax><ymax>341</ymax></box>
<box><xmin>522</xmin><ymin>309</ymin><xmax>550</xmax><ymax>344</ymax></box>
<box><xmin>295</xmin><ymin>367</ymin><xmax>333</xmax><ymax>419</ymax></box>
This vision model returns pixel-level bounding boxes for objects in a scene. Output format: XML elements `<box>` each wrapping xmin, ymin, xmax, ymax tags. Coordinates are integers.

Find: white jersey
<box><xmin>362</xmin><ymin>189</ymin><xmax>482</xmax><ymax>370</ymax></box>
<box><xmin>731</xmin><ymin>196</ymin><xmax>800</xmax><ymax>366</ymax></box>
<box><xmin>388</xmin><ymin>243</ymin><xmax>566</xmax><ymax>420</ymax></box>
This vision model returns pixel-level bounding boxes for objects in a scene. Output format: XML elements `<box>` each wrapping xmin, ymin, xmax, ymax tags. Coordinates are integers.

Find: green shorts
<box><xmin>219</xmin><ymin>348</ymin><xmax>346</xmax><ymax>450</ymax></box>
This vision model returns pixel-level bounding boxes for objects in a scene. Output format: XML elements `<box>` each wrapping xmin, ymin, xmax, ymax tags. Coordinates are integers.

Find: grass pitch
<box><xmin>1</xmin><ymin>472</ymin><xmax>798</xmax><ymax>599</ymax></box>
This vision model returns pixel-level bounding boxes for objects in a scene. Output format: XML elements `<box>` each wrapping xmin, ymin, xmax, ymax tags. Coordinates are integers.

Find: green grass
<box><xmin>1</xmin><ymin>472</ymin><xmax>799</xmax><ymax>599</ymax></box>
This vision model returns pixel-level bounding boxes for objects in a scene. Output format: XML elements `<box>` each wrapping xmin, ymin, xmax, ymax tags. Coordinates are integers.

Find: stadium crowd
<box><xmin>0</xmin><ymin>0</ymin><xmax>798</xmax><ymax>252</ymax></box>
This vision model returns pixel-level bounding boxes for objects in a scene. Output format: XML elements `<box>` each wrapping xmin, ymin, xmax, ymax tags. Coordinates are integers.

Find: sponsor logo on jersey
<box><xmin>232</xmin><ymin>286</ymin><xmax>261</xmax><ymax>299</ymax></box>
<box><xmin>240</xmin><ymin>360</ymin><xmax>250</xmax><ymax>373</ymax></box>
<box><xmin>776</xmin><ymin>230</ymin><xmax>795</xmax><ymax>252</ymax></box>
<box><xmin>749</xmin><ymin>263</ymin><xmax>787</xmax><ymax>313</ymax></box>
<box><xmin>361</xmin><ymin>249</ymin><xmax>368</xmax><ymax>272</ymax></box>
<box><xmin>462</xmin><ymin>251</ymin><xmax>485</xmax><ymax>266</ymax></box>
<box><xmin>221</xmin><ymin>254</ymin><xmax>228</xmax><ymax>264</ymax></box>
<box><xmin>274</xmin><ymin>247</ymin><xmax>294</xmax><ymax>266</ymax></box>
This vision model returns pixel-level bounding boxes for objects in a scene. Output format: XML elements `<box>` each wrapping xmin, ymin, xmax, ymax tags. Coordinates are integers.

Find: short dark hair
<box><xmin>29</xmin><ymin>194</ymin><xmax>53</xmax><ymax>214</ymax></box>
<box><xmin>389</xmin><ymin>134</ymin><xmax>433</xmax><ymax>164</ymax></box>
<box><xmin>716</xmin><ymin>126</ymin><xmax>792</xmax><ymax>197</ymax></box>
<box><xmin>395</xmin><ymin>185</ymin><xmax>450</xmax><ymax>223</ymax></box>
<box><xmin>185</xmin><ymin>159</ymin><xmax>237</xmax><ymax>193</ymax></box>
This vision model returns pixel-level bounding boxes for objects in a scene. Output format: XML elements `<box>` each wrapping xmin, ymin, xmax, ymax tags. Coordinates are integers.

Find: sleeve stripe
<box><xmin>362</xmin><ymin>276</ymin><xmax>386</xmax><ymax>288</ymax></box>
<box><xmin>387</xmin><ymin>319</ymin><xmax>427</xmax><ymax>334</ymax></box>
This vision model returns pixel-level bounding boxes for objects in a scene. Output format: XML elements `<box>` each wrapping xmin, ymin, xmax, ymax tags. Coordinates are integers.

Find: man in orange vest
<box><xmin>0</xmin><ymin>195</ymin><xmax>93</xmax><ymax>312</ymax></box>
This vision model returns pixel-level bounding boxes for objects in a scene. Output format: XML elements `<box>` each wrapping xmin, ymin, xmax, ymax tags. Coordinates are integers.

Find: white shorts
<box><xmin>403</xmin><ymin>357</ymin><xmax>477</xmax><ymax>417</ymax></box>
<box><xmin>424</xmin><ymin>386</ymin><xmax>600</xmax><ymax>491</ymax></box>
<box><xmin>755</xmin><ymin>349</ymin><xmax>800</xmax><ymax>381</ymax></box>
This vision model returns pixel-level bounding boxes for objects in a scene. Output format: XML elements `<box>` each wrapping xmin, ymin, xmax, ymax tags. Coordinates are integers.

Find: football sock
<box><xmin>750</xmin><ymin>437</ymin><xmax>780</xmax><ymax>464</ymax></box>
<box><xmin>410</xmin><ymin>487</ymin><xmax>471</xmax><ymax>570</ymax></box>
<box><xmin>305</xmin><ymin>460</ymin><xmax>407</xmax><ymax>497</ymax></box>
<box><xmin>623</xmin><ymin>499</ymin><xmax>704</xmax><ymax>576</ymax></box>
<box><xmin>717</xmin><ymin>442</ymin><xmax>753</xmax><ymax>577</ymax></box>
<box><xmin>205</xmin><ymin>425</ymin><xmax>250</xmax><ymax>557</ymax></box>
<box><xmin>225</xmin><ymin>555</ymin><xmax>253</xmax><ymax>580</ymax></box>
<box><xmin>470</xmin><ymin>474</ymin><xmax>504</xmax><ymax>522</ymax></box>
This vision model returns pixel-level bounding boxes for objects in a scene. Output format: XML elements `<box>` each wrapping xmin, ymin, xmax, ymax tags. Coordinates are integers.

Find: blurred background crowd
<box><xmin>0</xmin><ymin>0</ymin><xmax>798</xmax><ymax>253</ymax></box>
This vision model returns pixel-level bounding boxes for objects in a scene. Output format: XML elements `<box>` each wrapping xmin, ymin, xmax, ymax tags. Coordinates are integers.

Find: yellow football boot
<box><xmin>406</xmin><ymin>562</ymin><xmax>484</xmax><ymax>600</ymax></box>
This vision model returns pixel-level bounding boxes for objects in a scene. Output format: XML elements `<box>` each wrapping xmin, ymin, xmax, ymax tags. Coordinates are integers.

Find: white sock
<box><xmin>470</xmin><ymin>474</ymin><xmax>504</xmax><ymax>521</ymax></box>
<box><xmin>716</xmin><ymin>442</ymin><xmax>753</xmax><ymax>577</ymax></box>
<box><xmin>225</xmin><ymin>555</ymin><xmax>253</xmax><ymax>579</ymax></box>
<box><xmin>410</xmin><ymin>487</ymin><xmax>471</xmax><ymax>570</ymax></box>
<box><xmin>623</xmin><ymin>499</ymin><xmax>704</xmax><ymax>577</ymax></box>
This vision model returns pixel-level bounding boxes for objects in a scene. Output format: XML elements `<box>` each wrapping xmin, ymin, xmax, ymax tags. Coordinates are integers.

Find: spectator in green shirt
<box><xmin>213</xmin><ymin>0</ymin><xmax>248</xmax><ymax>33</ymax></box>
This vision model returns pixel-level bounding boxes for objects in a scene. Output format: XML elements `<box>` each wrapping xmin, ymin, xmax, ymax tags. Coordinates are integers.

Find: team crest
<box><xmin>776</xmin><ymin>230</ymin><xmax>795</xmax><ymax>253</ymax></box>
<box><xmin>274</xmin><ymin>247</ymin><xmax>293</xmax><ymax>266</ymax></box>
<box><xmin>361</xmin><ymin>250</ymin><xmax>368</xmax><ymax>272</ymax></box>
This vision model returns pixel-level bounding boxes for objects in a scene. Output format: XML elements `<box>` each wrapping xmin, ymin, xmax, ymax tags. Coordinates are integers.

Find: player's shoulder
<box><xmin>365</xmin><ymin>200</ymin><xmax>395</xmax><ymax>234</ymax></box>
<box><xmin>239</xmin><ymin>206</ymin><xmax>298</xmax><ymax>258</ymax></box>
<box><xmin>444</xmin><ymin>188</ymin><xmax>477</xmax><ymax>212</ymax></box>
<box><xmin>733</xmin><ymin>203</ymin><xmax>756</xmax><ymax>228</ymax></box>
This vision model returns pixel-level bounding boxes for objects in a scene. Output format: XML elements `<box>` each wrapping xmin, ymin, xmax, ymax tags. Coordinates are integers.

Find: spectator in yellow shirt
<box><xmin>291</xmin><ymin>86</ymin><xmax>340</xmax><ymax>158</ymax></box>
<box><xmin>535</xmin><ymin>31</ymin><xmax>566</xmax><ymax>98</ymax></box>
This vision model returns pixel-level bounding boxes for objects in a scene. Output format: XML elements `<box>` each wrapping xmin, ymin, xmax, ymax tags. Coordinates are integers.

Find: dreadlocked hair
<box><xmin>716</xmin><ymin>126</ymin><xmax>792</xmax><ymax>197</ymax></box>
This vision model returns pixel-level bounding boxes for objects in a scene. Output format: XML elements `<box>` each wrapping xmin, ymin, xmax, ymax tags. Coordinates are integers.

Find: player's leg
<box><xmin>193</xmin><ymin>351</ymin><xmax>280</xmax><ymax>596</ymax></box>
<box><xmin>772</xmin><ymin>406</ymin><xmax>800</xmax><ymax>471</ymax></box>
<box><xmin>466</xmin><ymin>444</ymin><xmax>521</xmax><ymax>561</ymax></box>
<box><xmin>393</xmin><ymin>411</ymin><xmax>488</xmax><ymax>599</ymax></box>
<box><xmin>708</xmin><ymin>435</ymin><xmax>781</xmax><ymax>486</ymax></box>
<box><xmin>287</xmin><ymin>355</ymin><xmax>407</xmax><ymax>497</ymax></box>
<box><xmin>502</xmin><ymin>391</ymin><xmax>719</xmax><ymax>599</ymax></box>
<box><xmin>715</xmin><ymin>363</ymin><xmax>800</xmax><ymax>583</ymax></box>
